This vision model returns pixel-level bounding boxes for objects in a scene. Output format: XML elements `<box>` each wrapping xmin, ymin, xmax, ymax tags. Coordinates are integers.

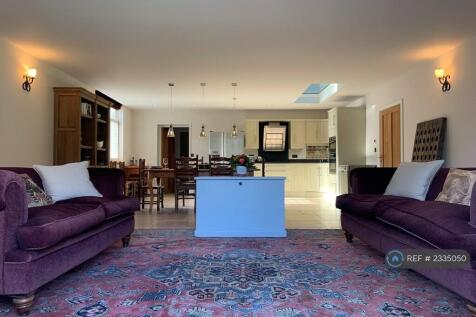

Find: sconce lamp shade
<box><xmin>27</xmin><ymin>68</ymin><xmax>37</xmax><ymax>79</ymax></box>
<box><xmin>22</xmin><ymin>68</ymin><xmax>37</xmax><ymax>91</ymax></box>
<box><xmin>434</xmin><ymin>68</ymin><xmax>451</xmax><ymax>92</ymax></box>
<box><xmin>434</xmin><ymin>69</ymin><xmax>445</xmax><ymax>78</ymax></box>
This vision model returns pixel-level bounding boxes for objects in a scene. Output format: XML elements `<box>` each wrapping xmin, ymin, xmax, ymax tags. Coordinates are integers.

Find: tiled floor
<box><xmin>134</xmin><ymin>193</ymin><xmax>341</xmax><ymax>229</ymax></box>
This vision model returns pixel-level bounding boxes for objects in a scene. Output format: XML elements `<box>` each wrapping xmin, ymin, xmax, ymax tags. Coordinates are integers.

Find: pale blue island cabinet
<box><xmin>194</xmin><ymin>176</ymin><xmax>287</xmax><ymax>237</ymax></box>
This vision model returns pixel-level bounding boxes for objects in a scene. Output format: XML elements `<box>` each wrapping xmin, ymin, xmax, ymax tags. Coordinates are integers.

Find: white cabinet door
<box><xmin>316</xmin><ymin>119</ymin><xmax>329</xmax><ymax>144</ymax></box>
<box><xmin>306</xmin><ymin>164</ymin><xmax>320</xmax><ymax>192</ymax></box>
<box><xmin>305</xmin><ymin>120</ymin><xmax>318</xmax><ymax>145</ymax></box>
<box><xmin>245</xmin><ymin>120</ymin><xmax>259</xmax><ymax>149</ymax></box>
<box><xmin>290</xmin><ymin>120</ymin><xmax>306</xmax><ymax>149</ymax></box>
<box><xmin>266</xmin><ymin>164</ymin><xmax>291</xmax><ymax>193</ymax></box>
<box><xmin>328</xmin><ymin>108</ymin><xmax>337</xmax><ymax>137</ymax></box>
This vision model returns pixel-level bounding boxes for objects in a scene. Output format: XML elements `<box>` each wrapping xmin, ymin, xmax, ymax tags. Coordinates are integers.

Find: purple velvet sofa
<box><xmin>0</xmin><ymin>167</ymin><xmax>139</xmax><ymax>315</ymax></box>
<box><xmin>336</xmin><ymin>167</ymin><xmax>476</xmax><ymax>313</ymax></box>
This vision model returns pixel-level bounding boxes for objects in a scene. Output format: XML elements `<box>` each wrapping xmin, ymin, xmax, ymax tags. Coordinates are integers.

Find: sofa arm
<box><xmin>349</xmin><ymin>167</ymin><xmax>396</xmax><ymax>194</ymax></box>
<box><xmin>0</xmin><ymin>170</ymin><xmax>29</xmax><ymax>253</ymax></box>
<box><xmin>88</xmin><ymin>168</ymin><xmax>125</xmax><ymax>197</ymax></box>
<box><xmin>470</xmin><ymin>185</ymin><xmax>476</xmax><ymax>228</ymax></box>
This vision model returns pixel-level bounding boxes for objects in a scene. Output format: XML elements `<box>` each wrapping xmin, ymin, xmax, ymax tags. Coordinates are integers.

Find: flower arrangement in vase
<box><xmin>230</xmin><ymin>154</ymin><xmax>255</xmax><ymax>176</ymax></box>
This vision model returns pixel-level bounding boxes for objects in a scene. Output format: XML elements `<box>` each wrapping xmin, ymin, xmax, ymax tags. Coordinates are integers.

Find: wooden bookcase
<box><xmin>53</xmin><ymin>87</ymin><xmax>111</xmax><ymax>166</ymax></box>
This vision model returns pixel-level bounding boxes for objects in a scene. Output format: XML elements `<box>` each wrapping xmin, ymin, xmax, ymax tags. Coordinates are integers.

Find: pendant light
<box><xmin>231</xmin><ymin>83</ymin><xmax>238</xmax><ymax>137</ymax></box>
<box><xmin>167</xmin><ymin>83</ymin><xmax>175</xmax><ymax>138</ymax></box>
<box><xmin>199</xmin><ymin>83</ymin><xmax>207</xmax><ymax>137</ymax></box>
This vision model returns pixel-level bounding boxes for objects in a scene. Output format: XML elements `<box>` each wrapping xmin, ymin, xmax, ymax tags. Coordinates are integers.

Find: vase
<box><xmin>235</xmin><ymin>165</ymin><xmax>248</xmax><ymax>176</ymax></box>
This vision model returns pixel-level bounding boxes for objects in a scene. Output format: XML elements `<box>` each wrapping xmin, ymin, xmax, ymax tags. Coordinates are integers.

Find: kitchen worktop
<box><xmin>267</xmin><ymin>159</ymin><xmax>329</xmax><ymax>163</ymax></box>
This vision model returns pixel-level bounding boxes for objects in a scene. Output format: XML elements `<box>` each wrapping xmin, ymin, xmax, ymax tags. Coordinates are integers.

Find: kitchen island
<box><xmin>194</xmin><ymin>176</ymin><xmax>286</xmax><ymax>237</ymax></box>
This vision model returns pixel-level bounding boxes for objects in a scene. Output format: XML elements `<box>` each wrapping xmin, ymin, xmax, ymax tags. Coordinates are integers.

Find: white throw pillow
<box><xmin>33</xmin><ymin>161</ymin><xmax>102</xmax><ymax>202</ymax></box>
<box><xmin>384</xmin><ymin>160</ymin><xmax>444</xmax><ymax>201</ymax></box>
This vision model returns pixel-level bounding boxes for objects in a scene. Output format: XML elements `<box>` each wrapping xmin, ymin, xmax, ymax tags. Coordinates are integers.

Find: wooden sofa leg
<box><xmin>467</xmin><ymin>304</ymin><xmax>476</xmax><ymax>316</ymax></box>
<box><xmin>344</xmin><ymin>231</ymin><xmax>353</xmax><ymax>243</ymax></box>
<box><xmin>122</xmin><ymin>235</ymin><xmax>131</xmax><ymax>248</ymax></box>
<box><xmin>12</xmin><ymin>293</ymin><xmax>35</xmax><ymax>316</ymax></box>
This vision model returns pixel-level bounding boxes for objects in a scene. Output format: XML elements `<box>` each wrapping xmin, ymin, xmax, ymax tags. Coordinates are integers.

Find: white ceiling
<box><xmin>1</xmin><ymin>0</ymin><xmax>476</xmax><ymax>109</ymax></box>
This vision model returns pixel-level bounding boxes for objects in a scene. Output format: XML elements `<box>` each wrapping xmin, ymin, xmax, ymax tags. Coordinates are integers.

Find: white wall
<box><xmin>0</xmin><ymin>39</ymin><xmax>89</xmax><ymax>166</ymax></box>
<box><xmin>366</xmin><ymin>36</ymin><xmax>476</xmax><ymax>168</ymax></box>
<box><xmin>130</xmin><ymin>108</ymin><xmax>328</xmax><ymax>164</ymax></box>
<box><xmin>121</xmin><ymin>106</ymin><xmax>133</xmax><ymax>162</ymax></box>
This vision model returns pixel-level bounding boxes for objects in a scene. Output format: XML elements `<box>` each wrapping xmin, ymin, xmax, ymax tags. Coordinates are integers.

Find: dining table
<box><xmin>145</xmin><ymin>167</ymin><xmax>175</xmax><ymax>211</ymax></box>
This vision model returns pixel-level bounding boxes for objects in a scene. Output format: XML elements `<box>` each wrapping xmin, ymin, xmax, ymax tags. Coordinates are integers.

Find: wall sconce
<box><xmin>434</xmin><ymin>69</ymin><xmax>451</xmax><ymax>92</ymax></box>
<box><xmin>22</xmin><ymin>68</ymin><xmax>37</xmax><ymax>92</ymax></box>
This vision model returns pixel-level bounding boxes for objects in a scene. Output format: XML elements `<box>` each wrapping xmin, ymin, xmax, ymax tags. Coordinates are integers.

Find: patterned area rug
<box><xmin>0</xmin><ymin>229</ymin><xmax>470</xmax><ymax>316</ymax></box>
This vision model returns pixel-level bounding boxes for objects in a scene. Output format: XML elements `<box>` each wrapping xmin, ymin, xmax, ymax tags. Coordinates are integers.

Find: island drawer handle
<box><xmin>239</xmin><ymin>182</ymin><xmax>243</xmax><ymax>186</ymax></box>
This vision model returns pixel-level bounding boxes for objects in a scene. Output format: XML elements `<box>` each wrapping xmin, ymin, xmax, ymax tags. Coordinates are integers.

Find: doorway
<box><xmin>379</xmin><ymin>104</ymin><xmax>401</xmax><ymax>167</ymax></box>
<box><xmin>159</xmin><ymin>126</ymin><xmax>190</xmax><ymax>193</ymax></box>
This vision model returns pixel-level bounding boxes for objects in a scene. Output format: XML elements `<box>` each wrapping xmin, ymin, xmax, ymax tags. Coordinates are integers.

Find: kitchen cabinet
<box><xmin>328</xmin><ymin>108</ymin><xmax>337</xmax><ymax>137</ymax></box>
<box><xmin>305</xmin><ymin>120</ymin><xmax>318</xmax><ymax>145</ymax></box>
<box><xmin>316</xmin><ymin>119</ymin><xmax>329</xmax><ymax>144</ymax></box>
<box><xmin>290</xmin><ymin>120</ymin><xmax>306</xmax><ymax>149</ymax></box>
<box><xmin>245</xmin><ymin>120</ymin><xmax>259</xmax><ymax>149</ymax></box>
<box><xmin>305</xmin><ymin>119</ymin><xmax>328</xmax><ymax>145</ymax></box>
<box><xmin>265</xmin><ymin>163</ymin><xmax>330</xmax><ymax>195</ymax></box>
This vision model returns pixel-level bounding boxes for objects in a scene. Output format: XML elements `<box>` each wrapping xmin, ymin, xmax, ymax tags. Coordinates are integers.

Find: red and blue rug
<box><xmin>0</xmin><ymin>230</ymin><xmax>470</xmax><ymax>316</ymax></box>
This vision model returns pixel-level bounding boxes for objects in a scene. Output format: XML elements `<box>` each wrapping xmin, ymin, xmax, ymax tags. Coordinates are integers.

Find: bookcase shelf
<box><xmin>54</xmin><ymin>87</ymin><xmax>112</xmax><ymax>166</ymax></box>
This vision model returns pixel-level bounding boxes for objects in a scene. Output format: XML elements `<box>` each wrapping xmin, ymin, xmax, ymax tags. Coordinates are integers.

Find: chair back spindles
<box><xmin>174</xmin><ymin>156</ymin><xmax>199</xmax><ymax>212</ymax></box>
<box><xmin>139</xmin><ymin>158</ymin><xmax>146</xmax><ymax>187</ymax></box>
<box><xmin>209</xmin><ymin>155</ymin><xmax>233</xmax><ymax>176</ymax></box>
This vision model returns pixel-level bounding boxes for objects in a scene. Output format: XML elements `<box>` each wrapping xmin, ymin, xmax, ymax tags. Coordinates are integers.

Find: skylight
<box><xmin>303</xmin><ymin>83</ymin><xmax>329</xmax><ymax>95</ymax></box>
<box><xmin>295</xmin><ymin>83</ymin><xmax>338</xmax><ymax>104</ymax></box>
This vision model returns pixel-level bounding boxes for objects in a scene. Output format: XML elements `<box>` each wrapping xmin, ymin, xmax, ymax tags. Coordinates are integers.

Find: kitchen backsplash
<box><xmin>306</xmin><ymin>145</ymin><xmax>328</xmax><ymax>159</ymax></box>
<box><xmin>288</xmin><ymin>149</ymin><xmax>306</xmax><ymax>159</ymax></box>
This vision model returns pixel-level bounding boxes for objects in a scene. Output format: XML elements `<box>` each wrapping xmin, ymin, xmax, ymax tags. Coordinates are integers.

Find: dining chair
<box><xmin>122</xmin><ymin>163</ymin><xmax>140</xmax><ymax>197</ymax></box>
<box><xmin>174</xmin><ymin>156</ymin><xmax>199</xmax><ymax>212</ymax></box>
<box><xmin>108</xmin><ymin>161</ymin><xmax>118</xmax><ymax>168</ymax></box>
<box><xmin>138</xmin><ymin>159</ymin><xmax>164</xmax><ymax>210</ymax></box>
<box><xmin>209</xmin><ymin>155</ymin><xmax>233</xmax><ymax>176</ymax></box>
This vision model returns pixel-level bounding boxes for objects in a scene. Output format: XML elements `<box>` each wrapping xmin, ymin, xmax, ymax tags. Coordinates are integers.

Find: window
<box><xmin>110</xmin><ymin>108</ymin><xmax>120</xmax><ymax>160</ymax></box>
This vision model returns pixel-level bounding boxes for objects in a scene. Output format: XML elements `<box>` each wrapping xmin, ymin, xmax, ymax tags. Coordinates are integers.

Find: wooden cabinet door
<box><xmin>54</xmin><ymin>94</ymin><xmax>81</xmax><ymax>164</ymax></box>
<box><xmin>305</xmin><ymin>120</ymin><xmax>318</xmax><ymax>145</ymax></box>
<box><xmin>379</xmin><ymin>105</ymin><xmax>401</xmax><ymax>167</ymax></box>
<box><xmin>245</xmin><ymin>120</ymin><xmax>259</xmax><ymax>149</ymax></box>
<box><xmin>290</xmin><ymin>120</ymin><xmax>305</xmax><ymax>149</ymax></box>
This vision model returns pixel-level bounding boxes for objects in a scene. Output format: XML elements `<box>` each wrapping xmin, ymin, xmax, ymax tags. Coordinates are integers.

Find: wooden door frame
<box><xmin>378</xmin><ymin>100</ymin><xmax>404</xmax><ymax>166</ymax></box>
<box><xmin>156</xmin><ymin>123</ymin><xmax>192</xmax><ymax>166</ymax></box>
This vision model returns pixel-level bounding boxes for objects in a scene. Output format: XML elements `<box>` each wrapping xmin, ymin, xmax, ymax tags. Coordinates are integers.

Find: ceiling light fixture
<box><xmin>167</xmin><ymin>83</ymin><xmax>175</xmax><ymax>138</ymax></box>
<box><xmin>22</xmin><ymin>68</ymin><xmax>37</xmax><ymax>92</ymax></box>
<box><xmin>434</xmin><ymin>69</ymin><xmax>451</xmax><ymax>92</ymax></box>
<box><xmin>231</xmin><ymin>83</ymin><xmax>238</xmax><ymax>137</ymax></box>
<box><xmin>199</xmin><ymin>83</ymin><xmax>207</xmax><ymax>137</ymax></box>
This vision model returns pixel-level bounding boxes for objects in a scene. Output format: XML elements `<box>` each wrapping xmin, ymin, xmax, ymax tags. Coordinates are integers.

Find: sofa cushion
<box><xmin>384</xmin><ymin>160</ymin><xmax>444</xmax><ymax>201</ymax></box>
<box><xmin>375</xmin><ymin>199</ymin><xmax>476</xmax><ymax>261</ymax></box>
<box><xmin>58</xmin><ymin>196</ymin><xmax>138</xmax><ymax>219</ymax></box>
<box><xmin>17</xmin><ymin>203</ymin><xmax>105</xmax><ymax>250</ymax></box>
<box><xmin>436</xmin><ymin>169</ymin><xmax>476</xmax><ymax>206</ymax></box>
<box><xmin>33</xmin><ymin>161</ymin><xmax>102</xmax><ymax>202</ymax></box>
<box><xmin>19</xmin><ymin>174</ymin><xmax>53</xmax><ymax>208</ymax></box>
<box><xmin>336</xmin><ymin>194</ymin><xmax>408</xmax><ymax>218</ymax></box>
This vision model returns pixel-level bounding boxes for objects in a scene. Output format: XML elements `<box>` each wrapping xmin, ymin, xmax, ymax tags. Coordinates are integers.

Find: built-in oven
<box><xmin>329</xmin><ymin>136</ymin><xmax>336</xmax><ymax>174</ymax></box>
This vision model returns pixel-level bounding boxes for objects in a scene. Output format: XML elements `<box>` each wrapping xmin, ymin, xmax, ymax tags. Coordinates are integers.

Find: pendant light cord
<box><xmin>169</xmin><ymin>83</ymin><xmax>174</xmax><ymax>114</ymax></box>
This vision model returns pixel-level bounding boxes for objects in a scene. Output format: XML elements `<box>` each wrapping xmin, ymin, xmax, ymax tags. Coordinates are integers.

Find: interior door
<box><xmin>160</xmin><ymin>127</ymin><xmax>176</xmax><ymax>193</ymax></box>
<box><xmin>379</xmin><ymin>104</ymin><xmax>401</xmax><ymax>167</ymax></box>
